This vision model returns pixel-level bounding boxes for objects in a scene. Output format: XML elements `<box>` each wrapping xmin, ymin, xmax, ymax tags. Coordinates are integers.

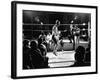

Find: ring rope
<box><xmin>23</xmin><ymin>29</ymin><xmax>89</xmax><ymax>32</ymax></box>
<box><xmin>23</xmin><ymin>23</ymin><xmax>88</xmax><ymax>26</ymax></box>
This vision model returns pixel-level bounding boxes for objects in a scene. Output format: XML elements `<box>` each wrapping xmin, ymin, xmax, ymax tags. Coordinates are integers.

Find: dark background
<box><xmin>23</xmin><ymin>10</ymin><xmax>91</xmax><ymax>40</ymax></box>
<box><xmin>23</xmin><ymin>10</ymin><xmax>90</xmax><ymax>24</ymax></box>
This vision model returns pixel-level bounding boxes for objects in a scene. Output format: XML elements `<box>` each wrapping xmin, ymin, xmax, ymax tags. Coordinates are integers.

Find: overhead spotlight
<box><xmin>82</xmin><ymin>23</ymin><xmax>86</xmax><ymax>26</ymax></box>
<box><xmin>41</xmin><ymin>22</ymin><xmax>43</xmax><ymax>25</ymax></box>
<box><xmin>82</xmin><ymin>28</ymin><xmax>86</xmax><ymax>31</ymax></box>
<box><xmin>74</xmin><ymin>16</ymin><xmax>77</xmax><ymax>20</ymax></box>
<box><xmin>71</xmin><ymin>20</ymin><xmax>74</xmax><ymax>23</ymax></box>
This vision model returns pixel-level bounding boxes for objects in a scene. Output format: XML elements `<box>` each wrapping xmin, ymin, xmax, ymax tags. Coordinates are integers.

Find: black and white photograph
<box><xmin>11</xmin><ymin>1</ymin><xmax>97</xmax><ymax>79</ymax></box>
<box><xmin>23</xmin><ymin>10</ymin><xmax>91</xmax><ymax>69</ymax></box>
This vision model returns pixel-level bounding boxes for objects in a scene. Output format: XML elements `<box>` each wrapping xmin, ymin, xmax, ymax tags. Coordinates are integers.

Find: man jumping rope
<box><xmin>52</xmin><ymin>20</ymin><xmax>60</xmax><ymax>56</ymax></box>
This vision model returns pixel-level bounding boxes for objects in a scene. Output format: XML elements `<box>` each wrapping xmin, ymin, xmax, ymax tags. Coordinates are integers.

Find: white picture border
<box><xmin>16</xmin><ymin>3</ymin><xmax>97</xmax><ymax>77</ymax></box>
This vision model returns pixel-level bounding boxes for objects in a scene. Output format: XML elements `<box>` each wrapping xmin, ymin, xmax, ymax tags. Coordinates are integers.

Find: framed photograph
<box><xmin>11</xmin><ymin>1</ymin><xmax>98</xmax><ymax>79</ymax></box>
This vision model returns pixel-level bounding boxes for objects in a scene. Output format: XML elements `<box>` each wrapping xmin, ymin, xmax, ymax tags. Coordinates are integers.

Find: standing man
<box><xmin>52</xmin><ymin>20</ymin><xmax>60</xmax><ymax>56</ymax></box>
<box><xmin>68</xmin><ymin>24</ymin><xmax>73</xmax><ymax>43</ymax></box>
<box><xmin>72</xmin><ymin>25</ymin><xmax>80</xmax><ymax>50</ymax></box>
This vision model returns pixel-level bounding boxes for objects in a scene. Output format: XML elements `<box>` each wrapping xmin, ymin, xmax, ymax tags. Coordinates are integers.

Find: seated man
<box><xmin>46</xmin><ymin>33</ymin><xmax>52</xmax><ymax>44</ymax></box>
<box><xmin>71</xmin><ymin>46</ymin><xmax>89</xmax><ymax>67</ymax></box>
<box><xmin>23</xmin><ymin>40</ymin><xmax>31</xmax><ymax>69</ymax></box>
<box><xmin>39</xmin><ymin>44</ymin><xmax>49</xmax><ymax>68</ymax></box>
<box><xmin>38</xmin><ymin>31</ymin><xmax>47</xmax><ymax>47</ymax></box>
<box><xmin>29</xmin><ymin>40</ymin><xmax>49</xmax><ymax>68</ymax></box>
<box><xmin>46</xmin><ymin>32</ymin><xmax>52</xmax><ymax>50</ymax></box>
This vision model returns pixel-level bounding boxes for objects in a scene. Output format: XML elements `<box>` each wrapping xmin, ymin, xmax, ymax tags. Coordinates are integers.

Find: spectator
<box><xmin>23</xmin><ymin>40</ymin><xmax>31</xmax><ymax>69</ymax></box>
<box><xmin>71</xmin><ymin>46</ymin><xmax>89</xmax><ymax>67</ymax></box>
<box><xmin>38</xmin><ymin>31</ymin><xmax>47</xmax><ymax>47</ymax></box>
<box><xmin>29</xmin><ymin>40</ymin><xmax>48</xmax><ymax>68</ymax></box>
<box><xmin>84</xmin><ymin>43</ymin><xmax>91</xmax><ymax>65</ymax></box>
<box><xmin>39</xmin><ymin>44</ymin><xmax>49</xmax><ymax>68</ymax></box>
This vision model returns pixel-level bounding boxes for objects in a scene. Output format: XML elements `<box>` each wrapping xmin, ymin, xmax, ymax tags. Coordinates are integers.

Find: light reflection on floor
<box><xmin>46</xmin><ymin>51</ymin><xmax>75</xmax><ymax>67</ymax></box>
<box><xmin>46</xmin><ymin>39</ymin><xmax>88</xmax><ymax>68</ymax></box>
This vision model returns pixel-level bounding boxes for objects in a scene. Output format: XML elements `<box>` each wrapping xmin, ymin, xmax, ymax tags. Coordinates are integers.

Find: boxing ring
<box><xmin>47</xmin><ymin>51</ymin><xmax>75</xmax><ymax>67</ymax></box>
<box><xmin>23</xmin><ymin>23</ymin><xmax>91</xmax><ymax>68</ymax></box>
<box><xmin>46</xmin><ymin>40</ymin><xmax>89</xmax><ymax>68</ymax></box>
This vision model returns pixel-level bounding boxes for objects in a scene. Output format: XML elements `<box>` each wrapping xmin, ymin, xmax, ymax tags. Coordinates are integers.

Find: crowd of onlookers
<box><xmin>23</xmin><ymin>38</ymin><xmax>91</xmax><ymax>69</ymax></box>
<box><xmin>23</xmin><ymin>39</ymin><xmax>49</xmax><ymax>69</ymax></box>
